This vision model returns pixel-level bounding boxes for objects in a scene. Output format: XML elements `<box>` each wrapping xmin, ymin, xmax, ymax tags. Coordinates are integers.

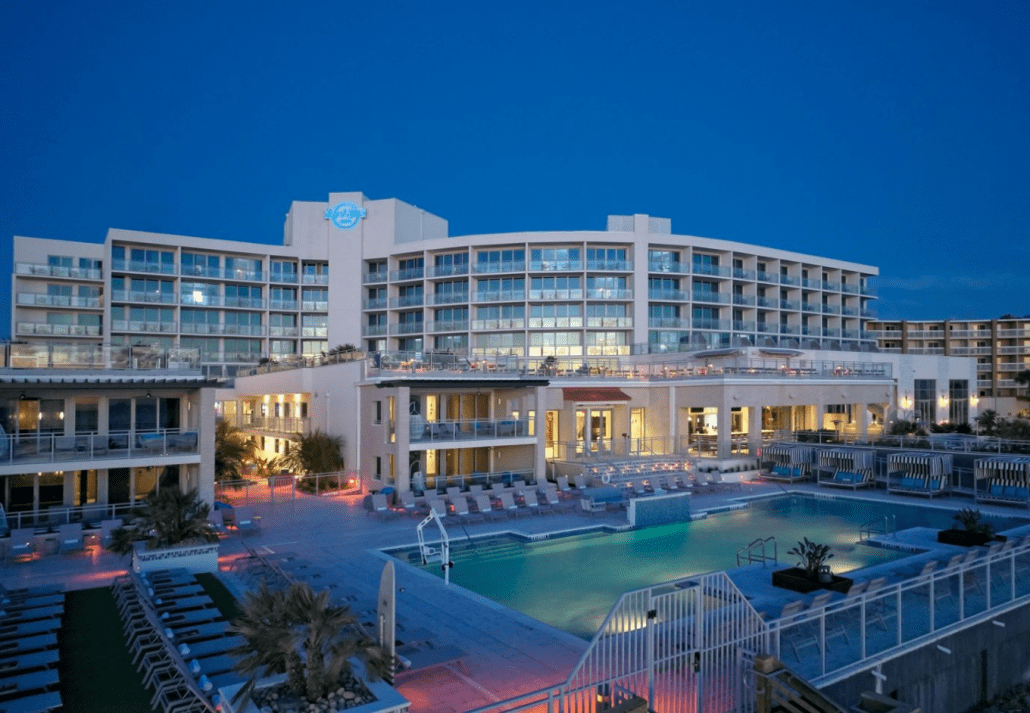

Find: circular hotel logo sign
<box><xmin>324</xmin><ymin>202</ymin><xmax>366</xmax><ymax>230</ymax></box>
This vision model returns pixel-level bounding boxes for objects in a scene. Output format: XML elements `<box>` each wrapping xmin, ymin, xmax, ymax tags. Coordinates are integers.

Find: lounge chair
<box><xmin>58</xmin><ymin>523</ymin><xmax>85</xmax><ymax>555</ymax></box>
<box><xmin>369</xmin><ymin>493</ymin><xmax>395</xmax><ymax>520</ymax></box>
<box><xmin>0</xmin><ymin>690</ymin><xmax>63</xmax><ymax>713</ymax></box>
<box><xmin>396</xmin><ymin>491</ymin><xmax>424</xmax><ymax>516</ymax></box>
<box><xmin>427</xmin><ymin>498</ymin><xmax>449</xmax><ymax>519</ymax></box>
<box><xmin>557</xmin><ymin>475</ymin><xmax>573</xmax><ymax>494</ymax></box>
<box><xmin>235</xmin><ymin>508</ymin><xmax>261</xmax><ymax>535</ymax></box>
<box><xmin>454</xmin><ymin>497</ymin><xmax>483</xmax><ymax>524</ymax></box>
<box><xmin>6</xmin><ymin>529</ymin><xmax>35</xmax><ymax>562</ymax></box>
<box><xmin>394</xmin><ymin>643</ymin><xmax>469</xmax><ymax>681</ymax></box>
<box><xmin>521</xmin><ymin>489</ymin><xmax>542</xmax><ymax>515</ymax></box>
<box><xmin>498</xmin><ymin>492</ymin><xmax>521</xmax><ymax>517</ymax></box>
<box><xmin>474</xmin><ymin>495</ymin><xmax>503</xmax><ymax>521</ymax></box>
<box><xmin>206</xmin><ymin>509</ymin><xmax>228</xmax><ymax>536</ymax></box>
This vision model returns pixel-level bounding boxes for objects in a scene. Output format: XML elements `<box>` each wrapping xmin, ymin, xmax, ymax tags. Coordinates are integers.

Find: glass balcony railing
<box><xmin>0</xmin><ymin>429</ymin><xmax>200</xmax><ymax>467</ymax></box>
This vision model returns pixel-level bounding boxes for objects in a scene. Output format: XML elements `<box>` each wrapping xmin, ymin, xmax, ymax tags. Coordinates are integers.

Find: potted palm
<box><xmin>937</xmin><ymin>508</ymin><xmax>997</xmax><ymax>547</ymax></box>
<box><xmin>109</xmin><ymin>487</ymin><xmax>221</xmax><ymax>574</ymax></box>
<box><xmin>772</xmin><ymin>538</ymin><xmax>853</xmax><ymax>594</ymax></box>
<box><xmin>223</xmin><ymin>581</ymin><xmax>405</xmax><ymax>713</ymax></box>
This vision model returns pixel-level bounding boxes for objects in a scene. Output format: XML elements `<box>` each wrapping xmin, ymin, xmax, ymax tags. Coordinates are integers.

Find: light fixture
<box><xmin>146</xmin><ymin>392</ymin><xmax>152</xmax><ymax>399</ymax></box>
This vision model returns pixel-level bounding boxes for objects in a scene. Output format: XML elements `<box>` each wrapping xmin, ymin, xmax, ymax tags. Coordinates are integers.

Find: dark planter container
<box><xmin>936</xmin><ymin>529</ymin><xmax>994</xmax><ymax>547</ymax></box>
<box><xmin>772</xmin><ymin>567</ymin><xmax>854</xmax><ymax>594</ymax></box>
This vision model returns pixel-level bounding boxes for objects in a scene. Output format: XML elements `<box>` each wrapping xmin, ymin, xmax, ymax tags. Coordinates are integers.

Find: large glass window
<box><xmin>914</xmin><ymin>379</ymin><xmax>936</xmax><ymax>425</ymax></box>
<box><xmin>649</xmin><ymin>249</ymin><xmax>680</xmax><ymax>271</ymax></box>
<box><xmin>949</xmin><ymin>380</ymin><xmax>969</xmax><ymax>425</ymax></box>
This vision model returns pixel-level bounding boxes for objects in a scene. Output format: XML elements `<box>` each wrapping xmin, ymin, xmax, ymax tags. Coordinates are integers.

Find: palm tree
<box><xmin>215</xmin><ymin>419</ymin><xmax>256</xmax><ymax>482</ymax></box>
<box><xmin>109</xmin><ymin>487</ymin><xmax>219</xmax><ymax>555</ymax></box>
<box><xmin>278</xmin><ymin>430</ymin><xmax>345</xmax><ymax>475</ymax></box>
<box><xmin>229</xmin><ymin>581</ymin><xmax>391</xmax><ymax>707</ymax></box>
<box><xmin>1016</xmin><ymin>369</ymin><xmax>1030</xmax><ymax>401</ymax></box>
<box><xmin>976</xmin><ymin>409</ymin><xmax>1000</xmax><ymax>437</ymax></box>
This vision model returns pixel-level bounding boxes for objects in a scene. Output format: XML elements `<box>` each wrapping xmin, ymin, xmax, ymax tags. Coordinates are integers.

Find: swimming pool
<box><xmin>388</xmin><ymin>495</ymin><xmax>1026</xmax><ymax>639</ymax></box>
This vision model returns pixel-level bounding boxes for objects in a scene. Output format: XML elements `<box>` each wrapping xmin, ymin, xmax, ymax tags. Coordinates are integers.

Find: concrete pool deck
<box><xmin>3</xmin><ymin>481</ymin><xmax>1030</xmax><ymax>712</ymax></box>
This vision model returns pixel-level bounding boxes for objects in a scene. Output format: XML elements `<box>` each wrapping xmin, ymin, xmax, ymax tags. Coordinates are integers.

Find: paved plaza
<box><xmin>4</xmin><ymin>482</ymin><xmax>1030</xmax><ymax>713</ymax></box>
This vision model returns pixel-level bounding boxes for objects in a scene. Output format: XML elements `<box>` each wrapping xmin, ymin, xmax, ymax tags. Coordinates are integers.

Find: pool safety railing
<box><xmin>416</xmin><ymin>508</ymin><xmax>452</xmax><ymax>585</ymax></box>
<box><xmin>858</xmin><ymin>514</ymin><xmax>896</xmax><ymax>541</ymax></box>
<box><xmin>737</xmin><ymin>536</ymin><xmax>778</xmax><ymax>568</ymax></box>
<box><xmin>467</xmin><ymin>534</ymin><xmax>1030</xmax><ymax>713</ymax></box>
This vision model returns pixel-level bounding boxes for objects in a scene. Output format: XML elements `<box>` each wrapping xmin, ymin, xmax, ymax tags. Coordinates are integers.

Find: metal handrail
<box><xmin>737</xmin><ymin>536</ymin><xmax>778</xmax><ymax>567</ymax></box>
<box><xmin>859</xmin><ymin>514</ymin><xmax>896</xmax><ymax>540</ymax></box>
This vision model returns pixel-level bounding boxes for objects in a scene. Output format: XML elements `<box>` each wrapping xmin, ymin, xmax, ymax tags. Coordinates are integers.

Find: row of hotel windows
<box><xmin>107</xmin><ymin>278</ymin><xmax>328</xmax><ymax>306</ymax></box>
<box><xmin>106</xmin><ymin>336</ymin><xmax>329</xmax><ymax>359</ymax></box>
<box><xmin>913</xmin><ymin>379</ymin><xmax>970</xmax><ymax>425</ymax></box>
<box><xmin>109</xmin><ymin>247</ymin><xmax>328</xmax><ymax>278</ymax></box>
<box><xmin>0</xmin><ymin>396</ymin><xmax>181</xmax><ymax>436</ymax></box>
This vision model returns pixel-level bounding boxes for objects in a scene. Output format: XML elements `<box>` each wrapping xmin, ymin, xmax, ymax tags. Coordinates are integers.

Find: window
<box><xmin>374</xmin><ymin>401</ymin><xmax>382</xmax><ymax>424</ymax></box>
<box><xmin>914</xmin><ymin>379</ymin><xmax>936</xmax><ymax>424</ymax></box>
<box><xmin>649</xmin><ymin>250</ymin><xmax>680</xmax><ymax>271</ymax></box>
<box><xmin>586</xmin><ymin>248</ymin><xmax>625</xmax><ymax>269</ymax></box>
<box><xmin>434</xmin><ymin>253</ymin><xmax>469</xmax><ymax>273</ymax></box>
<box><xmin>949</xmin><ymin>380</ymin><xmax>969</xmax><ymax>425</ymax></box>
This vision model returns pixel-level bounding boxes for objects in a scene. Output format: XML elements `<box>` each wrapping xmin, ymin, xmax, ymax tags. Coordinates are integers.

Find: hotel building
<box><xmin>869</xmin><ymin>317</ymin><xmax>1030</xmax><ymax>419</ymax></box>
<box><xmin>10</xmin><ymin>192</ymin><xmax>976</xmax><ymax>494</ymax></box>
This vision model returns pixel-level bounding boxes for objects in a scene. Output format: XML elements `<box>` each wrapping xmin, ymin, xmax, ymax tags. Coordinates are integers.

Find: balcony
<box><xmin>427</xmin><ymin>320</ymin><xmax>469</xmax><ymax>333</ymax></box>
<box><xmin>471</xmin><ymin>261</ymin><xmax>526</xmax><ymax>274</ymax></box>
<box><xmin>841</xmin><ymin>283</ymin><xmax>860</xmax><ymax>294</ymax></box>
<box><xmin>470</xmin><ymin>318</ymin><xmax>525</xmax><ymax>330</ymax></box>
<box><xmin>301</xmin><ymin>273</ymin><xmax>330</xmax><ymax>285</ymax></box>
<box><xmin>0</xmin><ymin>429</ymin><xmax>200</xmax><ymax>470</ymax></box>
<box><xmin>692</xmin><ymin>263</ymin><xmax>730</xmax><ymax>278</ymax></box>
<box><xmin>17</xmin><ymin>293</ymin><xmax>102</xmax><ymax>308</ymax></box>
<box><xmin>692</xmin><ymin>292</ymin><xmax>730</xmax><ymax>305</ymax></box>
<box><xmin>300</xmin><ymin>327</ymin><xmax>328</xmax><ymax>338</ymax></box>
<box><xmin>529</xmin><ymin>260</ymin><xmax>583</xmax><ymax>271</ymax></box>
<box><xmin>425</xmin><ymin>292</ymin><xmax>469</xmax><ymax>306</ymax></box>
<box><xmin>114</xmin><ymin>320</ymin><xmax>179</xmax><ymax>334</ymax></box>
<box><xmin>801</xmin><ymin>277</ymin><xmax>822</xmax><ymax>289</ymax></box>
<box><xmin>732</xmin><ymin>294</ymin><xmax>755</xmax><ymax>306</ymax></box>
<box><xmin>779</xmin><ymin>275</ymin><xmax>801</xmax><ymax>286</ymax></box>
<box><xmin>586</xmin><ymin>260</ymin><xmax>632</xmax><ymax>271</ymax></box>
<box><xmin>647</xmin><ymin>261</ymin><xmax>687</xmax><ymax>274</ymax></box>
<box><xmin>390</xmin><ymin>267</ymin><xmax>425</xmax><ymax>282</ymax></box>
<box><xmin>222</xmin><ymin>269</ymin><xmax>265</xmax><ymax>282</ymax></box>
<box><xmin>363</xmin><ymin>271</ymin><xmax>389</xmax><ymax>284</ymax></box>
<box><xmin>240</xmin><ymin>415</ymin><xmax>309</xmax><ymax>435</ymax></box>
<box><xmin>528</xmin><ymin>317</ymin><xmax>584</xmax><ymax>329</ymax></box>
<box><xmin>16</xmin><ymin>322</ymin><xmax>102</xmax><ymax>337</ymax></box>
<box><xmin>822</xmin><ymin>281</ymin><xmax>841</xmax><ymax>291</ymax></box>
<box><xmin>585</xmin><ymin>317</ymin><xmax>632</xmax><ymax>328</ymax></box>
<box><xmin>390</xmin><ymin>295</ymin><xmax>425</xmax><ymax>308</ymax></box>
<box><xmin>649</xmin><ymin>289</ymin><xmax>688</xmax><ymax>301</ymax></box>
<box><xmin>998</xmin><ymin>328</ymin><xmax>1030</xmax><ymax>338</ymax></box>
<box><xmin>222</xmin><ymin>297</ymin><xmax>265</xmax><ymax>309</ymax></box>
<box><xmin>732</xmin><ymin>268</ymin><xmax>756</xmax><ymax>280</ymax></box>
<box><xmin>528</xmin><ymin>289</ymin><xmax>584</xmax><ymax>301</ymax></box>
<box><xmin>779</xmin><ymin>300</ymin><xmax>800</xmax><ymax>311</ymax></box>
<box><xmin>733</xmin><ymin>321</ymin><xmax>756</xmax><ymax>332</ymax></box>
<box><xmin>269</xmin><ymin>299</ymin><xmax>300</xmax><ymax>311</ymax></box>
<box><xmin>756</xmin><ymin>271</ymin><xmax>778</xmax><ymax>283</ymax></box>
<box><xmin>756</xmin><ymin>296</ymin><xmax>778</xmax><ymax>309</ymax></box>
<box><xmin>269</xmin><ymin>271</ymin><xmax>299</xmax><ymax>284</ymax></box>
<box><xmin>112</xmin><ymin>259</ymin><xmax>177</xmax><ymax>275</ymax></box>
<box><xmin>362</xmin><ymin>324</ymin><xmax>388</xmax><ymax>336</ymax></box>
<box><xmin>586</xmin><ymin>289</ymin><xmax>632</xmax><ymax>300</ymax></box>
<box><xmin>426</xmin><ymin>264</ymin><xmax>469</xmax><ymax>278</ymax></box>
<box><xmin>15</xmin><ymin>263</ymin><xmax>102</xmax><ymax>280</ymax></box>
<box><xmin>408</xmin><ymin>418</ymin><xmax>532</xmax><ymax>446</ymax></box>
<box><xmin>474</xmin><ymin>291</ymin><xmax>526</xmax><ymax>303</ymax></box>
<box><xmin>180</xmin><ymin>294</ymin><xmax>223</xmax><ymax>307</ymax></box>
<box><xmin>180</xmin><ymin>264</ymin><xmax>222</xmax><ymax>279</ymax></box>
<box><xmin>363</xmin><ymin>298</ymin><xmax>388</xmax><ymax>310</ymax></box>
<box><xmin>301</xmin><ymin>300</ymin><xmax>329</xmax><ymax>311</ymax></box>
<box><xmin>394</xmin><ymin>322</ymin><xmax>425</xmax><ymax>335</ymax></box>
<box><xmin>950</xmin><ymin>346</ymin><xmax>993</xmax><ymax>356</ymax></box>
<box><xmin>224</xmin><ymin>324</ymin><xmax>267</xmax><ymax>337</ymax></box>
<box><xmin>110</xmin><ymin>289</ymin><xmax>176</xmax><ymax>304</ymax></box>
<box><xmin>693</xmin><ymin>318</ymin><xmax>732</xmax><ymax>331</ymax></box>
<box><xmin>268</xmin><ymin>326</ymin><xmax>299</xmax><ymax>338</ymax></box>
<box><xmin>861</xmin><ymin>284</ymin><xmax>877</xmax><ymax>296</ymax></box>
<box><xmin>801</xmin><ymin>302</ymin><xmax>821</xmax><ymax>313</ymax></box>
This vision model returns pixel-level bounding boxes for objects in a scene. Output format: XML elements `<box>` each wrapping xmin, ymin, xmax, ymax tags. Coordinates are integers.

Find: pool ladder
<box><xmin>736</xmin><ymin>536</ymin><xmax>778</xmax><ymax>568</ymax></box>
<box><xmin>859</xmin><ymin>514</ymin><xmax>897</xmax><ymax>541</ymax></box>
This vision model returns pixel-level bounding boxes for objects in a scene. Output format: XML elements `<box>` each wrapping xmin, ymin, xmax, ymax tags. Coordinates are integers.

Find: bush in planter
<box><xmin>229</xmin><ymin>581</ymin><xmax>391</xmax><ymax>709</ymax></box>
<box><xmin>786</xmin><ymin>537</ymin><xmax>834</xmax><ymax>580</ymax></box>
<box><xmin>953</xmin><ymin>507</ymin><xmax>994</xmax><ymax>539</ymax></box>
<box><xmin>108</xmin><ymin>487</ymin><xmax>219</xmax><ymax>555</ymax></box>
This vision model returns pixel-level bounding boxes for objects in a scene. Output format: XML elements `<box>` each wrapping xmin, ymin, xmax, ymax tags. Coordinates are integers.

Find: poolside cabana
<box><xmin>815</xmin><ymin>448</ymin><xmax>876</xmax><ymax>489</ymax></box>
<box><xmin>760</xmin><ymin>444</ymin><xmax>812</xmax><ymax>482</ymax></box>
<box><xmin>886</xmin><ymin>452</ymin><xmax>953</xmax><ymax>498</ymax></box>
<box><xmin>974</xmin><ymin>457</ymin><xmax>1030</xmax><ymax>508</ymax></box>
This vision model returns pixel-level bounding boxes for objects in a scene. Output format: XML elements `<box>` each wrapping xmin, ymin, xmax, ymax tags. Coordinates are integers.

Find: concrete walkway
<box><xmin>4</xmin><ymin>481</ymin><xmax>1029</xmax><ymax>713</ymax></box>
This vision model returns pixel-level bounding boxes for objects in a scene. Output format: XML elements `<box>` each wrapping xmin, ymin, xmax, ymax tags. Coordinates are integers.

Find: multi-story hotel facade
<box><xmin>10</xmin><ymin>191</ymin><xmax>977</xmax><ymax>492</ymax></box>
<box><xmin>13</xmin><ymin>192</ymin><xmax>880</xmax><ymax>376</ymax></box>
<box><xmin>869</xmin><ymin>317</ymin><xmax>1030</xmax><ymax>419</ymax></box>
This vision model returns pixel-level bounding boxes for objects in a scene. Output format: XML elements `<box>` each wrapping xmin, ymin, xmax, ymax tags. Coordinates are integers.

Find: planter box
<box><xmin>772</xmin><ymin>567</ymin><xmax>853</xmax><ymax>594</ymax></box>
<box><xmin>218</xmin><ymin>670</ymin><xmax>410</xmax><ymax>713</ymax></box>
<box><xmin>132</xmin><ymin>540</ymin><xmax>219</xmax><ymax>574</ymax></box>
<box><xmin>936</xmin><ymin>529</ymin><xmax>994</xmax><ymax>547</ymax></box>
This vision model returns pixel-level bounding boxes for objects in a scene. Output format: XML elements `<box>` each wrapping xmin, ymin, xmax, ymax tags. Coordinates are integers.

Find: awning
<box><xmin>562</xmin><ymin>387</ymin><xmax>631</xmax><ymax>403</ymax></box>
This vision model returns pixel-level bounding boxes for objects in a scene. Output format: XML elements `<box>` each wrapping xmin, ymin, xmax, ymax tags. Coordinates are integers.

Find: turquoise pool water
<box><xmin>388</xmin><ymin>495</ymin><xmax>1026</xmax><ymax>639</ymax></box>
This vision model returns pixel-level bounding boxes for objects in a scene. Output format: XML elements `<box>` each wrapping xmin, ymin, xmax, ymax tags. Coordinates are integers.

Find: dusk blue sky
<box><xmin>2</xmin><ymin>1</ymin><xmax>1028</xmax><ymax>339</ymax></box>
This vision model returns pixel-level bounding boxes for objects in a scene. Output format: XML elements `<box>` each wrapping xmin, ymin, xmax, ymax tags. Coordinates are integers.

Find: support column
<box><xmin>717</xmin><ymin>400</ymin><xmax>733</xmax><ymax>460</ymax></box>
<box><xmin>857</xmin><ymin>402</ymin><xmax>869</xmax><ymax>441</ymax></box>
<box><xmin>534</xmin><ymin>386</ymin><xmax>546</xmax><ymax>485</ymax></box>
<box><xmin>63</xmin><ymin>472</ymin><xmax>76</xmax><ymax>507</ymax></box>
<box><xmin>396</xmin><ymin>387</ymin><xmax>411</xmax><ymax>492</ymax></box>
<box><xmin>747</xmin><ymin>405</ymin><xmax>762</xmax><ymax>456</ymax></box>
<box><xmin>668</xmin><ymin>386</ymin><xmax>678</xmax><ymax>455</ymax></box>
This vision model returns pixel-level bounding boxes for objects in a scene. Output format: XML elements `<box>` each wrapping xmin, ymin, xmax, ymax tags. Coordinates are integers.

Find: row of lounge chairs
<box><xmin>818</xmin><ymin>470</ymin><xmax>875</xmax><ymax>490</ymax></box>
<box><xmin>113</xmin><ymin>568</ymin><xmax>239</xmax><ymax>712</ymax></box>
<box><xmin>0</xmin><ymin>583</ymin><xmax>66</xmax><ymax>713</ymax></box>
<box><xmin>5</xmin><ymin>523</ymin><xmax>93</xmax><ymax>562</ymax></box>
<box><xmin>375</xmin><ymin>482</ymin><xmax>577</xmax><ymax>522</ymax></box>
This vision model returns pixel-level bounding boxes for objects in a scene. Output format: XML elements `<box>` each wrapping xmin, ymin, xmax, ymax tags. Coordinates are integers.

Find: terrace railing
<box><xmin>0</xmin><ymin>342</ymin><xmax>201</xmax><ymax>371</ymax></box>
<box><xmin>0</xmin><ymin>429</ymin><xmax>200</xmax><ymax>467</ymax></box>
<box><xmin>468</xmin><ymin>537</ymin><xmax>1030</xmax><ymax>713</ymax></box>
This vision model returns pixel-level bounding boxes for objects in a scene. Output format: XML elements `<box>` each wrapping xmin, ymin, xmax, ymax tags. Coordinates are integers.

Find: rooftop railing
<box><xmin>0</xmin><ymin>342</ymin><xmax>201</xmax><ymax>371</ymax></box>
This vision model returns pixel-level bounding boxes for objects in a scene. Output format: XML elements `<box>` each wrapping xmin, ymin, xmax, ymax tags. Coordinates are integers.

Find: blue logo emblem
<box><xmin>324</xmin><ymin>201</ymin><xmax>366</xmax><ymax>230</ymax></box>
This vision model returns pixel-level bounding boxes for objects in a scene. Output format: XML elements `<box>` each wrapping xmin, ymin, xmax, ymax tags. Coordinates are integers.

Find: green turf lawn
<box><xmin>59</xmin><ymin>587</ymin><xmax>153</xmax><ymax>712</ymax></box>
<box><xmin>59</xmin><ymin>575</ymin><xmax>242</xmax><ymax>712</ymax></box>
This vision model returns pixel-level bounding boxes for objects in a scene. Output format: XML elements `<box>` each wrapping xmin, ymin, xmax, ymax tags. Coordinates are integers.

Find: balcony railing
<box><xmin>269</xmin><ymin>299</ymin><xmax>300</xmax><ymax>310</ymax></box>
<box><xmin>0</xmin><ymin>342</ymin><xmax>200</xmax><ymax>370</ymax></box>
<box><xmin>17</xmin><ymin>293</ymin><xmax>102</xmax><ymax>308</ymax></box>
<box><xmin>390</xmin><ymin>267</ymin><xmax>425</xmax><ymax>281</ymax></box>
<box><xmin>112</xmin><ymin>259</ymin><xmax>177</xmax><ymax>275</ymax></box>
<box><xmin>692</xmin><ymin>263</ymin><xmax>731</xmax><ymax>277</ymax></box>
<box><xmin>425</xmin><ymin>264</ymin><xmax>469</xmax><ymax>278</ymax></box>
<box><xmin>408</xmin><ymin>418</ymin><xmax>532</xmax><ymax>444</ymax></box>
<box><xmin>471</xmin><ymin>261</ymin><xmax>526</xmax><ymax>274</ymax></box>
<box><xmin>528</xmin><ymin>289</ymin><xmax>584</xmax><ymax>301</ymax></box>
<box><xmin>732</xmin><ymin>294</ymin><xmax>755</xmax><ymax>306</ymax></box>
<box><xmin>389</xmin><ymin>295</ymin><xmax>425</xmax><ymax>308</ymax></box>
<box><xmin>239</xmin><ymin>415</ymin><xmax>309</xmax><ymax>435</ymax></box>
<box><xmin>363</xmin><ymin>271</ymin><xmax>389</xmax><ymax>284</ymax></box>
<box><xmin>692</xmin><ymin>292</ymin><xmax>730</xmax><ymax>304</ymax></box>
<box><xmin>585</xmin><ymin>317</ymin><xmax>632</xmax><ymax>328</ymax></box>
<box><xmin>649</xmin><ymin>289</ymin><xmax>688</xmax><ymax>301</ymax></box>
<box><xmin>427</xmin><ymin>320</ymin><xmax>469</xmax><ymax>333</ymax></box>
<box><xmin>268</xmin><ymin>326</ymin><xmax>299</xmax><ymax>337</ymax></box>
<box><xmin>394</xmin><ymin>322</ymin><xmax>424</xmax><ymax>335</ymax></box>
<box><xmin>529</xmin><ymin>260</ymin><xmax>583</xmax><ymax>271</ymax></box>
<box><xmin>0</xmin><ymin>429</ymin><xmax>200</xmax><ymax>468</ymax></box>
<box><xmin>470</xmin><ymin>318</ymin><xmax>525</xmax><ymax>330</ymax></box>
<box><xmin>15</xmin><ymin>263</ymin><xmax>102</xmax><ymax>280</ymax></box>
<box><xmin>587</xmin><ymin>289</ymin><xmax>632</xmax><ymax>300</ymax></box>
<box><xmin>300</xmin><ymin>273</ymin><xmax>330</xmax><ymax>285</ymax></box>
<box><xmin>269</xmin><ymin>271</ymin><xmax>299</xmax><ymax>284</ymax></box>
<box><xmin>586</xmin><ymin>259</ymin><xmax>632</xmax><ymax>271</ymax></box>
<box><xmin>648</xmin><ymin>261</ymin><xmax>687</xmax><ymax>274</ymax></box>
<box><xmin>473</xmin><ymin>291</ymin><xmax>526</xmax><ymax>303</ymax></box>
<box><xmin>16</xmin><ymin>323</ymin><xmax>101</xmax><ymax>337</ymax></box>
<box><xmin>110</xmin><ymin>290</ymin><xmax>176</xmax><ymax>304</ymax></box>
<box><xmin>425</xmin><ymin>292</ymin><xmax>469</xmax><ymax>306</ymax></box>
<box><xmin>756</xmin><ymin>271</ymin><xmax>778</xmax><ymax>283</ymax></box>
<box><xmin>528</xmin><ymin>317</ymin><xmax>583</xmax><ymax>329</ymax></box>
<box><xmin>362</xmin><ymin>324</ymin><xmax>388</xmax><ymax>336</ymax></box>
